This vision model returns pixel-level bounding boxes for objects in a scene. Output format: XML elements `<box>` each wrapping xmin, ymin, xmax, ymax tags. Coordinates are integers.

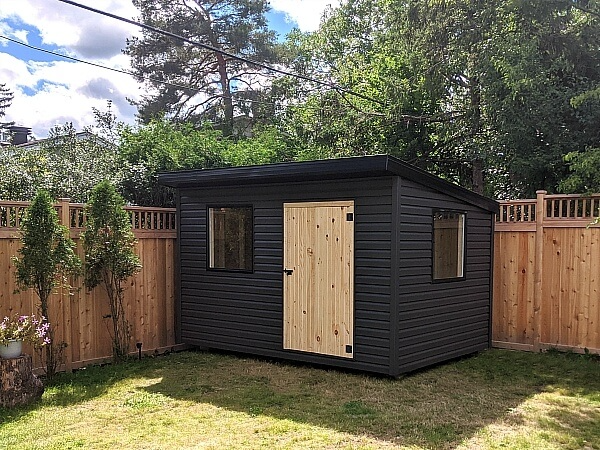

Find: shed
<box><xmin>159</xmin><ymin>155</ymin><xmax>498</xmax><ymax>376</ymax></box>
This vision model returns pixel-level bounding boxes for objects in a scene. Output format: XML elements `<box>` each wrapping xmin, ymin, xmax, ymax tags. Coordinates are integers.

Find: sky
<box><xmin>0</xmin><ymin>0</ymin><xmax>340</xmax><ymax>138</ymax></box>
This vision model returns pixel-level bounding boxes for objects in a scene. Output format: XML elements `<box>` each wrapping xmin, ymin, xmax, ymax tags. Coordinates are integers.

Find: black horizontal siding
<box><xmin>177</xmin><ymin>177</ymin><xmax>394</xmax><ymax>375</ymax></box>
<box><xmin>395</xmin><ymin>179</ymin><xmax>493</xmax><ymax>373</ymax></box>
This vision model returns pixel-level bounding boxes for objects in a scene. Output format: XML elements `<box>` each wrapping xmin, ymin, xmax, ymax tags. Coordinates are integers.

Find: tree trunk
<box><xmin>472</xmin><ymin>158</ymin><xmax>484</xmax><ymax>195</ymax></box>
<box><xmin>0</xmin><ymin>355</ymin><xmax>44</xmax><ymax>408</ymax></box>
<box><xmin>216</xmin><ymin>53</ymin><xmax>234</xmax><ymax>137</ymax></box>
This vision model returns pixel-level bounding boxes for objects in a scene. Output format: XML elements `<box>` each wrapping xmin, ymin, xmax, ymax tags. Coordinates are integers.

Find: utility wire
<box><xmin>56</xmin><ymin>0</ymin><xmax>386</xmax><ymax>106</ymax></box>
<box><xmin>0</xmin><ymin>34</ymin><xmax>186</xmax><ymax>86</ymax></box>
<box><xmin>1</xmin><ymin>33</ymin><xmax>455</xmax><ymax>125</ymax></box>
<box><xmin>0</xmin><ymin>34</ymin><xmax>275</xmax><ymax>107</ymax></box>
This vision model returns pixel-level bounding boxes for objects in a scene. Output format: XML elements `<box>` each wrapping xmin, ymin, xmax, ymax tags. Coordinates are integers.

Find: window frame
<box><xmin>431</xmin><ymin>209</ymin><xmax>467</xmax><ymax>282</ymax></box>
<box><xmin>206</xmin><ymin>205</ymin><xmax>254</xmax><ymax>273</ymax></box>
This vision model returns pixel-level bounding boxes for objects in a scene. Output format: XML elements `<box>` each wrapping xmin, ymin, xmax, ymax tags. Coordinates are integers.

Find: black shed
<box><xmin>159</xmin><ymin>155</ymin><xmax>498</xmax><ymax>376</ymax></box>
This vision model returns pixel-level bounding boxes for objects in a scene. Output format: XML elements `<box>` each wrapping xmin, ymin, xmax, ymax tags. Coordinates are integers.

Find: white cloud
<box><xmin>0</xmin><ymin>22</ymin><xmax>29</xmax><ymax>45</ymax></box>
<box><xmin>0</xmin><ymin>52</ymin><xmax>34</xmax><ymax>86</ymax></box>
<box><xmin>0</xmin><ymin>0</ymin><xmax>139</xmax><ymax>57</ymax></box>
<box><xmin>269</xmin><ymin>0</ymin><xmax>341</xmax><ymax>32</ymax></box>
<box><xmin>1</xmin><ymin>54</ymin><xmax>141</xmax><ymax>138</ymax></box>
<box><xmin>0</xmin><ymin>0</ymin><xmax>141</xmax><ymax>137</ymax></box>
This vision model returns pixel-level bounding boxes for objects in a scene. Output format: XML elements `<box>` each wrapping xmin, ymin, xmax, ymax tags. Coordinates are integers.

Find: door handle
<box><xmin>283</xmin><ymin>268</ymin><xmax>294</xmax><ymax>276</ymax></box>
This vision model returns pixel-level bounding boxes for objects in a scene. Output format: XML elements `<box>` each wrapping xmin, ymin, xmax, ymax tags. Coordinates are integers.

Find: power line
<box><xmin>0</xmin><ymin>34</ymin><xmax>275</xmax><ymax>107</ymax></box>
<box><xmin>0</xmin><ymin>34</ymin><xmax>190</xmax><ymax>87</ymax></box>
<box><xmin>1</xmin><ymin>33</ymin><xmax>454</xmax><ymax>125</ymax></box>
<box><xmin>56</xmin><ymin>0</ymin><xmax>386</xmax><ymax>106</ymax></box>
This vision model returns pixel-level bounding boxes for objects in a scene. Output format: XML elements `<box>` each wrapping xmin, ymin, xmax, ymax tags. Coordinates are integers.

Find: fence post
<box><xmin>533</xmin><ymin>190</ymin><xmax>546</xmax><ymax>352</ymax></box>
<box><xmin>58</xmin><ymin>198</ymin><xmax>70</xmax><ymax>227</ymax></box>
<box><xmin>58</xmin><ymin>198</ymin><xmax>73</xmax><ymax>372</ymax></box>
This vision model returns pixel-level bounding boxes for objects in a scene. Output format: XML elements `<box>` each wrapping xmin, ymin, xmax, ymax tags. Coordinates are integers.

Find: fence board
<box><xmin>0</xmin><ymin>199</ymin><xmax>178</xmax><ymax>371</ymax></box>
<box><xmin>494</xmin><ymin>191</ymin><xmax>600</xmax><ymax>354</ymax></box>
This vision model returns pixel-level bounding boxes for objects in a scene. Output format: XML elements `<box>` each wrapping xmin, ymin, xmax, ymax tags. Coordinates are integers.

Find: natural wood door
<box><xmin>283</xmin><ymin>201</ymin><xmax>354</xmax><ymax>358</ymax></box>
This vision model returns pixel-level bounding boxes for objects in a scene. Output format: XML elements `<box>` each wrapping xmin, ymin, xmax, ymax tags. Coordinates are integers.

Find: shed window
<box><xmin>433</xmin><ymin>211</ymin><xmax>465</xmax><ymax>280</ymax></box>
<box><xmin>208</xmin><ymin>207</ymin><xmax>253</xmax><ymax>271</ymax></box>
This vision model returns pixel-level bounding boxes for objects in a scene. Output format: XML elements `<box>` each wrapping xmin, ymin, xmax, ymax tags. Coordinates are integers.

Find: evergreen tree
<box><xmin>13</xmin><ymin>190</ymin><xmax>82</xmax><ymax>379</ymax></box>
<box><xmin>82</xmin><ymin>181</ymin><xmax>141</xmax><ymax>362</ymax></box>
<box><xmin>125</xmin><ymin>0</ymin><xmax>278</xmax><ymax>136</ymax></box>
<box><xmin>0</xmin><ymin>83</ymin><xmax>14</xmax><ymax>128</ymax></box>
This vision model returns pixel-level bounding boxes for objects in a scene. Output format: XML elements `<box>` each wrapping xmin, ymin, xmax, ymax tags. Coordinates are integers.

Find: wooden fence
<box><xmin>4</xmin><ymin>191</ymin><xmax>599</xmax><ymax>370</ymax></box>
<box><xmin>0</xmin><ymin>198</ymin><xmax>179</xmax><ymax>371</ymax></box>
<box><xmin>494</xmin><ymin>190</ymin><xmax>600</xmax><ymax>354</ymax></box>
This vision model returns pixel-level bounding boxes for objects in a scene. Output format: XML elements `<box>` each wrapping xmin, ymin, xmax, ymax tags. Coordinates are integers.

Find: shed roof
<box><xmin>158</xmin><ymin>154</ymin><xmax>499</xmax><ymax>213</ymax></box>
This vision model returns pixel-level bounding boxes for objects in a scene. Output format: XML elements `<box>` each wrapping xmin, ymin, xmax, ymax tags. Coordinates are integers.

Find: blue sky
<box><xmin>0</xmin><ymin>0</ymin><xmax>338</xmax><ymax>138</ymax></box>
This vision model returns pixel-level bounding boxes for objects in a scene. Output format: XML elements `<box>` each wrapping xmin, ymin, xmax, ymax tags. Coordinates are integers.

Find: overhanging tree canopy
<box><xmin>275</xmin><ymin>0</ymin><xmax>600</xmax><ymax>197</ymax></box>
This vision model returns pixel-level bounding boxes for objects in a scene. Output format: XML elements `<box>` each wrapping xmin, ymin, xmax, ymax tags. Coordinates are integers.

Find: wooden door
<box><xmin>283</xmin><ymin>201</ymin><xmax>354</xmax><ymax>358</ymax></box>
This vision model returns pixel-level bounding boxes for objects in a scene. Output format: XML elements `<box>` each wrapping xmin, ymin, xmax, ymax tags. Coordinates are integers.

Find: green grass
<box><xmin>1</xmin><ymin>348</ymin><xmax>599</xmax><ymax>449</ymax></box>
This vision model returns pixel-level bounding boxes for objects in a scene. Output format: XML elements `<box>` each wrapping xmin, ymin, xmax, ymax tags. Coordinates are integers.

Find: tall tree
<box><xmin>125</xmin><ymin>0</ymin><xmax>278</xmax><ymax>136</ymax></box>
<box><xmin>409</xmin><ymin>0</ymin><xmax>600</xmax><ymax>197</ymax></box>
<box><xmin>0</xmin><ymin>83</ymin><xmax>13</xmax><ymax>127</ymax></box>
<box><xmin>277</xmin><ymin>0</ymin><xmax>600</xmax><ymax>197</ymax></box>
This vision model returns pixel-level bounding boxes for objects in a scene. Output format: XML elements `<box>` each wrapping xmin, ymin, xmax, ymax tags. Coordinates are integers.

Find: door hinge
<box><xmin>345</xmin><ymin>345</ymin><xmax>353</xmax><ymax>353</ymax></box>
<box><xmin>346</xmin><ymin>213</ymin><xmax>354</xmax><ymax>222</ymax></box>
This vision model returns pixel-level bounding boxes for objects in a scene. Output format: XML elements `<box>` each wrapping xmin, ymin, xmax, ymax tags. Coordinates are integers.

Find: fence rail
<box><xmin>494</xmin><ymin>190</ymin><xmax>600</xmax><ymax>354</ymax></box>
<box><xmin>0</xmin><ymin>199</ymin><xmax>179</xmax><ymax>372</ymax></box>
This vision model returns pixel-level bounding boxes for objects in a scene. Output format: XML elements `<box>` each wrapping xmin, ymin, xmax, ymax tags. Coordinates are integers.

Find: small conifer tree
<box><xmin>82</xmin><ymin>181</ymin><xmax>141</xmax><ymax>361</ymax></box>
<box><xmin>13</xmin><ymin>190</ymin><xmax>81</xmax><ymax>379</ymax></box>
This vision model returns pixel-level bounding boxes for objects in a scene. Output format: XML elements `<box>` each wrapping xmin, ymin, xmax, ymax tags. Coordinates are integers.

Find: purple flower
<box><xmin>0</xmin><ymin>313</ymin><xmax>51</xmax><ymax>347</ymax></box>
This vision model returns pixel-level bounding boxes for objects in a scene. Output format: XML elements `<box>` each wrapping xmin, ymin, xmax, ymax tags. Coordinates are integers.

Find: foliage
<box><xmin>12</xmin><ymin>190</ymin><xmax>81</xmax><ymax>378</ymax></box>
<box><xmin>0</xmin><ymin>144</ymin><xmax>46</xmax><ymax>201</ymax></box>
<box><xmin>275</xmin><ymin>0</ymin><xmax>600</xmax><ymax>198</ymax></box>
<box><xmin>82</xmin><ymin>181</ymin><xmax>141</xmax><ymax>362</ymax></box>
<box><xmin>560</xmin><ymin>146</ymin><xmax>600</xmax><ymax>193</ymax></box>
<box><xmin>125</xmin><ymin>0</ymin><xmax>278</xmax><ymax>136</ymax></box>
<box><xmin>118</xmin><ymin>118</ymin><xmax>297</xmax><ymax>207</ymax></box>
<box><xmin>559</xmin><ymin>88</ymin><xmax>600</xmax><ymax>193</ymax></box>
<box><xmin>274</xmin><ymin>2</ymin><xmax>427</xmax><ymax>160</ymax></box>
<box><xmin>91</xmin><ymin>100</ymin><xmax>123</xmax><ymax>146</ymax></box>
<box><xmin>221</xmin><ymin>126</ymin><xmax>297</xmax><ymax>166</ymax></box>
<box><xmin>0</xmin><ymin>122</ymin><xmax>123</xmax><ymax>202</ymax></box>
<box><xmin>119</xmin><ymin>118</ymin><xmax>227</xmax><ymax>206</ymax></box>
<box><xmin>37</xmin><ymin>123</ymin><xmax>124</xmax><ymax>202</ymax></box>
<box><xmin>0</xmin><ymin>314</ymin><xmax>49</xmax><ymax>347</ymax></box>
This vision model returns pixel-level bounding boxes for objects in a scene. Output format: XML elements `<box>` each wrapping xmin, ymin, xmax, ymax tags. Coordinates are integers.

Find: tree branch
<box><xmin>570</xmin><ymin>1</ymin><xmax>600</xmax><ymax>18</ymax></box>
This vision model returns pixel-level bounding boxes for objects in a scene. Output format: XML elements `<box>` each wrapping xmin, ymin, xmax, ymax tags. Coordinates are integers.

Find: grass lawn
<box><xmin>1</xmin><ymin>348</ymin><xmax>599</xmax><ymax>449</ymax></box>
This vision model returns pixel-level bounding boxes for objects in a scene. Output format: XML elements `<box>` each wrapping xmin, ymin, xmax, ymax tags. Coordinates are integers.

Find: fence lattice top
<box><xmin>0</xmin><ymin>199</ymin><xmax>176</xmax><ymax>233</ymax></box>
<box><xmin>497</xmin><ymin>191</ymin><xmax>600</xmax><ymax>226</ymax></box>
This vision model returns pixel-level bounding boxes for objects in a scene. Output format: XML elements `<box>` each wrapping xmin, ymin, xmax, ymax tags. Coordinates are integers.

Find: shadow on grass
<box><xmin>2</xmin><ymin>348</ymin><xmax>597</xmax><ymax>448</ymax></box>
<box><xmin>141</xmin><ymin>348</ymin><xmax>600</xmax><ymax>449</ymax></box>
<box><xmin>0</xmin><ymin>356</ymin><xmax>164</xmax><ymax>422</ymax></box>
